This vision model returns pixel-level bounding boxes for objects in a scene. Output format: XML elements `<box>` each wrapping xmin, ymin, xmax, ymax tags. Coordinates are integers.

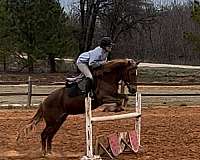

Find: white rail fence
<box><xmin>1</xmin><ymin>77</ymin><xmax>200</xmax><ymax>107</ymax></box>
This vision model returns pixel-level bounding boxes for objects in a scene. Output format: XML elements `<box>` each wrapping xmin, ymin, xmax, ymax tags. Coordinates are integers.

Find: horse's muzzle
<box><xmin>127</xmin><ymin>85</ymin><xmax>137</xmax><ymax>94</ymax></box>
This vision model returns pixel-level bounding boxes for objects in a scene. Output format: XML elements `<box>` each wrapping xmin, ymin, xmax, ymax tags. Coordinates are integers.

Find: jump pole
<box><xmin>81</xmin><ymin>92</ymin><xmax>142</xmax><ymax>160</ymax></box>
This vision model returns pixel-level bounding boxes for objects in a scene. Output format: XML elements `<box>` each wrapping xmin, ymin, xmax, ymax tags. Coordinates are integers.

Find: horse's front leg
<box><xmin>102</xmin><ymin>95</ymin><xmax>124</xmax><ymax>112</ymax></box>
<box><xmin>116</xmin><ymin>93</ymin><xmax>129</xmax><ymax>108</ymax></box>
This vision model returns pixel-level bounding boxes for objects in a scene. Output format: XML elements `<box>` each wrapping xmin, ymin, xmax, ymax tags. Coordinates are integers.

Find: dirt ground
<box><xmin>1</xmin><ymin>73</ymin><xmax>200</xmax><ymax>159</ymax></box>
<box><xmin>0</xmin><ymin>106</ymin><xmax>200</xmax><ymax>160</ymax></box>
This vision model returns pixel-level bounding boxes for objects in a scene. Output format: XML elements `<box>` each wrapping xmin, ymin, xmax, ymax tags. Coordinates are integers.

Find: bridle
<box><xmin>122</xmin><ymin>64</ymin><xmax>137</xmax><ymax>92</ymax></box>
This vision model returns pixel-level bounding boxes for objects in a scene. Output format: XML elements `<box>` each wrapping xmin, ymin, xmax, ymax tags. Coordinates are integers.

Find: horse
<box><xmin>17</xmin><ymin>59</ymin><xmax>140</xmax><ymax>155</ymax></box>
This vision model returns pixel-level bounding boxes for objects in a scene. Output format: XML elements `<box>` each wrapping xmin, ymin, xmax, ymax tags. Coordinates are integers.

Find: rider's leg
<box><xmin>77</xmin><ymin>63</ymin><xmax>94</xmax><ymax>96</ymax></box>
<box><xmin>77</xmin><ymin>63</ymin><xmax>93</xmax><ymax>80</ymax></box>
<box><xmin>85</xmin><ymin>77</ymin><xmax>93</xmax><ymax>96</ymax></box>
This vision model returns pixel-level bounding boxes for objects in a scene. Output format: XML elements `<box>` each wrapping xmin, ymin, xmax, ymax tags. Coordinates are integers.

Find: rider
<box><xmin>76</xmin><ymin>37</ymin><xmax>113</xmax><ymax>96</ymax></box>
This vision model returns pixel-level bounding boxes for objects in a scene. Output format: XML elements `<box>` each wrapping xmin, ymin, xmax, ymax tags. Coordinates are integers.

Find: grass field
<box><xmin>138</xmin><ymin>67</ymin><xmax>200</xmax><ymax>83</ymax></box>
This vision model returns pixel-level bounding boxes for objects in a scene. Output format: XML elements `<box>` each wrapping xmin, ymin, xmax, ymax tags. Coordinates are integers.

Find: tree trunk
<box><xmin>28</xmin><ymin>54</ymin><xmax>33</xmax><ymax>73</ymax></box>
<box><xmin>3</xmin><ymin>54</ymin><xmax>6</xmax><ymax>72</ymax></box>
<box><xmin>79</xmin><ymin>0</ymin><xmax>100</xmax><ymax>53</ymax></box>
<box><xmin>48</xmin><ymin>55</ymin><xmax>56</xmax><ymax>73</ymax></box>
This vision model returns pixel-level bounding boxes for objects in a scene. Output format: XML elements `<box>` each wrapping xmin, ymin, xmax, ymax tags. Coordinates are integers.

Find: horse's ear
<box><xmin>136</xmin><ymin>60</ymin><xmax>142</xmax><ymax>65</ymax></box>
<box><xmin>128</xmin><ymin>59</ymin><xmax>138</xmax><ymax>65</ymax></box>
<box><xmin>127</xmin><ymin>59</ymin><xmax>134</xmax><ymax>65</ymax></box>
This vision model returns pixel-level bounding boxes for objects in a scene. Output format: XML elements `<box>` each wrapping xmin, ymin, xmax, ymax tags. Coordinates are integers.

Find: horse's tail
<box><xmin>16</xmin><ymin>103</ymin><xmax>43</xmax><ymax>141</ymax></box>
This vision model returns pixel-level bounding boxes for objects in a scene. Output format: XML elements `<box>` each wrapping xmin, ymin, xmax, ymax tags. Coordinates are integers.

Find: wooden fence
<box><xmin>1</xmin><ymin>77</ymin><xmax>200</xmax><ymax>107</ymax></box>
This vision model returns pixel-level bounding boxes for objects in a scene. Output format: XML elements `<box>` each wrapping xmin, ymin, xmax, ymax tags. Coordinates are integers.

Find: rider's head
<box><xmin>100</xmin><ymin>37</ymin><xmax>113</xmax><ymax>52</ymax></box>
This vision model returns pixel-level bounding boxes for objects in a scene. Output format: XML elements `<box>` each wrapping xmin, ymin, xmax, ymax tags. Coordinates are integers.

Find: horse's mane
<box><xmin>103</xmin><ymin>59</ymin><xmax>130</xmax><ymax>69</ymax></box>
<box><xmin>93</xmin><ymin>59</ymin><xmax>135</xmax><ymax>76</ymax></box>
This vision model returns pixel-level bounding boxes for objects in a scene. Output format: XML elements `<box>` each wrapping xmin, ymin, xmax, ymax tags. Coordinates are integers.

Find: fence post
<box><xmin>85</xmin><ymin>95</ymin><xmax>93</xmax><ymax>159</ymax></box>
<box><xmin>135</xmin><ymin>92</ymin><xmax>141</xmax><ymax>146</ymax></box>
<box><xmin>120</xmin><ymin>80</ymin><xmax>125</xmax><ymax>94</ymax></box>
<box><xmin>27</xmin><ymin>76</ymin><xmax>32</xmax><ymax>107</ymax></box>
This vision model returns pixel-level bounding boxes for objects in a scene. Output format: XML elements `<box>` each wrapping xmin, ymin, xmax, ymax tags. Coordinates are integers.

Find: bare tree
<box><xmin>98</xmin><ymin>0</ymin><xmax>156</xmax><ymax>42</ymax></box>
<box><xmin>78</xmin><ymin>0</ymin><xmax>153</xmax><ymax>51</ymax></box>
<box><xmin>79</xmin><ymin>0</ymin><xmax>103</xmax><ymax>52</ymax></box>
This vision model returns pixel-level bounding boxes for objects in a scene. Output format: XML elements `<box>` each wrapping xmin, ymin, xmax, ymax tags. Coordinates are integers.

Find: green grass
<box><xmin>138</xmin><ymin>67</ymin><xmax>200</xmax><ymax>83</ymax></box>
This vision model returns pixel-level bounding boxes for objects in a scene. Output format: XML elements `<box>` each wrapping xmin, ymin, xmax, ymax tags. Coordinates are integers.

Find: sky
<box><xmin>152</xmin><ymin>0</ymin><xmax>191</xmax><ymax>6</ymax></box>
<box><xmin>60</xmin><ymin>0</ymin><xmax>191</xmax><ymax>7</ymax></box>
<box><xmin>60</xmin><ymin>0</ymin><xmax>78</xmax><ymax>11</ymax></box>
<box><xmin>60</xmin><ymin>0</ymin><xmax>76</xmax><ymax>7</ymax></box>
<box><xmin>60</xmin><ymin>0</ymin><xmax>192</xmax><ymax>11</ymax></box>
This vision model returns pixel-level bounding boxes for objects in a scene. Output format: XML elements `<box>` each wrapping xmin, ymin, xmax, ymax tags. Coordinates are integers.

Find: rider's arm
<box><xmin>88</xmin><ymin>47</ymin><xmax>106</xmax><ymax>68</ymax></box>
<box><xmin>90</xmin><ymin>60</ymin><xmax>105</xmax><ymax>68</ymax></box>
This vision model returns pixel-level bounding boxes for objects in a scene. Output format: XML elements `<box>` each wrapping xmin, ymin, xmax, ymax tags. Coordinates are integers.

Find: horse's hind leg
<box><xmin>46</xmin><ymin>115</ymin><xmax>67</xmax><ymax>154</ymax></box>
<box><xmin>41</xmin><ymin>125</ymin><xmax>52</xmax><ymax>155</ymax></box>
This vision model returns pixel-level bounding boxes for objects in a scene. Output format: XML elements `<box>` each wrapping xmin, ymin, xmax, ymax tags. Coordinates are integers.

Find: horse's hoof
<box><xmin>42</xmin><ymin>152</ymin><xmax>46</xmax><ymax>157</ymax></box>
<box><xmin>46</xmin><ymin>152</ymin><xmax>52</xmax><ymax>157</ymax></box>
<box><xmin>46</xmin><ymin>150</ymin><xmax>52</xmax><ymax>155</ymax></box>
<box><xmin>115</xmin><ymin>107</ymin><xmax>124</xmax><ymax>112</ymax></box>
<box><xmin>103</xmin><ymin>106</ymin><xmax>124</xmax><ymax>112</ymax></box>
<box><xmin>103</xmin><ymin>106</ymin><xmax>115</xmax><ymax>112</ymax></box>
<box><xmin>41</xmin><ymin>150</ymin><xmax>46</xmax><ymax>157</ymax></box>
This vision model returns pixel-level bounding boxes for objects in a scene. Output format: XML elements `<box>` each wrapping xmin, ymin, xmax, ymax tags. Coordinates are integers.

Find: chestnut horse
<box><xmin>17</xmin><ymin>59</ymin><xmax>140</xmax><ymax>155</ymax></box>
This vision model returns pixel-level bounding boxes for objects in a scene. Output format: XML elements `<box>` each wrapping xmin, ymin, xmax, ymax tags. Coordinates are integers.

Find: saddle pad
<box><xmin>66</xmin><ymin>83</ymin><xmax>83</xmax><ymax>97</ymax></box>
<box><xmin>129</xmin><ymin>130</ymin><xmax>139</xmax><ymax>153</ymax></box>
<box><xmin>108</xmin><ymin>133</ymin><xmax>121</xmax><ymax>157</ymax></box>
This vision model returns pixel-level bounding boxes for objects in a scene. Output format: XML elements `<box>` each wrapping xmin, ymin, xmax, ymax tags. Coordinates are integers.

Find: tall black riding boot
<box><xmin>85</xmin><ymin>77</ymin><xmax>93</xmax><ymax>97</ymax></box>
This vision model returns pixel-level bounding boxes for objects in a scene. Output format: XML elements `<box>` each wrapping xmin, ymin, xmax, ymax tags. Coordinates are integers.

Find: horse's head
<box><xmin>93</xmin><ymin>59</ymin><xmax>140</xmax><ymax>94</ymax></box>
<box><xmin>122</xmin><ymin>59</ymin><xmax>140</xmax><ymax>94</ymax></box>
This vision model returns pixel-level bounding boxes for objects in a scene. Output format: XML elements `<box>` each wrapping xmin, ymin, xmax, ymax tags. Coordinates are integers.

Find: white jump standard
<box><xmin>81</xmin><ymin>92</ymin><xmax>142</xmax><ymax>160</ymax></box>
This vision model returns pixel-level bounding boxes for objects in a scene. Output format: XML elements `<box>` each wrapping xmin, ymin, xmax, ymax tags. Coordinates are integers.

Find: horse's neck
<box><xmin>92</xmin><ymin>67</ymin><xmax>122</xmax><ymax>108</ymax></box>
<box><xmin>95</xmin><ymin>70</ymin><xmax>121</xmax><ymax>95</ymax></box>
<box><xmin>107</xmin><ymin>69</ymin><xmax>122</xmax><ymax>82</ymax></box>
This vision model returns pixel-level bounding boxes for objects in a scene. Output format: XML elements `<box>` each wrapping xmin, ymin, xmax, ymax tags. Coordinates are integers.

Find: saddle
<box><xmin>65</xmin><ymin>74</ymin><xmax>86</xmax><ymax>97</ymax></box>
<box><xmin>65</xmin><ymin>73</ymin><xmax>96</xmax><ymax>98</ymax></box>
<box><xmin>66</xmin><ymin>73</ymin><xmax>85</xmax><ymax>84</ymax></box>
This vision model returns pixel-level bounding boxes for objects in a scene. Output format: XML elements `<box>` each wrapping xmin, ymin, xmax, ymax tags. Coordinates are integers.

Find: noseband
<box><xmin>123</xmin><ymin>66</ymin><xmax>137</xmax><ymax>84</ymax></box>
